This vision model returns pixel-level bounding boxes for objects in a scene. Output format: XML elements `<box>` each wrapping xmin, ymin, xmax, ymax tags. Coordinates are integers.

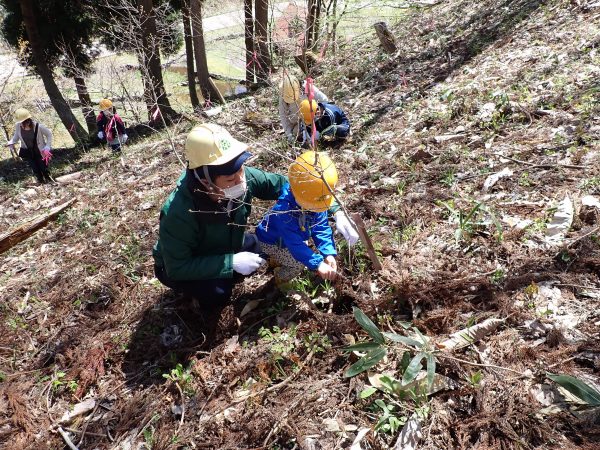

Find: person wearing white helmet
<box><xmin>279</xmin><ymin>71</ymin><xmax>328</xmax><ymax>144</ymax></box>
<box><xmin>153</xmin><ymin>123</ymin><xmax>287</xmax><ymax>313</ymax></box>
<box><xmin>6</xmin><ymin>108</ymin><xmax>54</xmax><ymax>183</ymax></box>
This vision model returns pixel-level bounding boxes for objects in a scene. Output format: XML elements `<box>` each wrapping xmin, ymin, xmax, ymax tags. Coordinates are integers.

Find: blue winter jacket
<box><xmin>256</xmin><ymin>184</ymin><xmax>337</xmax><ymax>270</ymax></box>
<box><xmin>308</xmin><ymin>102</ymin><xmax>350</xmax><ymax>138</ymax></box>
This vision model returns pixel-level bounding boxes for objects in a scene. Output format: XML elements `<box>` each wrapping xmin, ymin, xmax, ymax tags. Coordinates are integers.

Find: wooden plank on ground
<box><xmin>0</xmin><ymin>199</ymin><xmax>76</xmax><ymax>255</ymax></box>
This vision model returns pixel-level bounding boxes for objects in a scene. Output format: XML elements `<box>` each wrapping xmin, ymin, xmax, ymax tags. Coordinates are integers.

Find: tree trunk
<box><xmin>190</xmin><ymin>0</ymin><xmax>223</xmax><ymax>105</ymax></box>
<box><xmin>254</xmin><ymin>0</ymin><xmax>271</xmax><ymax>84</ymax></box>
<box><xmin>313</xmin><ymin>0</ymin><xmax>322</xmax><ymax>50</ymax></box>
<box><xmin>244</xmin><ymin>0</ymin><xmax>255</xmax><ymax>85</ymax></box>
<box><xmin>137</xmin><ymin>0</ymin><xmax>178</xmax><ymax>123</ymax></box>
<box><xmin>19</xmin><ymin>0</ymin><xmax>87</xmax><ymax>143</ymax></box>
<box><xmin>182</xmin><ymin>0</ymin><xmax>200</xmax><ymax>109</ymax></box>
<box><xmin>374</xmin><ymin>22</ymin><xmax>397</xmax><ymax>54</ymax></box>
<box><xmin>307</xmin><ymin>0</ymin><xmax>322</xmax><ymax>51</ymax></box>
<box><xmin>73</xmin><ymin>76</ymin><xmax>96</xmax><ymax>135</ymax></box>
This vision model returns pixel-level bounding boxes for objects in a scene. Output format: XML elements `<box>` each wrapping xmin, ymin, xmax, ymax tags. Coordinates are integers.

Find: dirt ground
<box><xmin>1</xmin><ymin>0</ymin><xmax>599</xmax><ymax>449</ymax></box>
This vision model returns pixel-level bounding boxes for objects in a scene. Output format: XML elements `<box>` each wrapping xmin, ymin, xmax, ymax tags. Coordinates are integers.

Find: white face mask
<box><xmin>221</xmin><ymin>178</ymin><xmax>247</xmax><ymax>199</ymax></box>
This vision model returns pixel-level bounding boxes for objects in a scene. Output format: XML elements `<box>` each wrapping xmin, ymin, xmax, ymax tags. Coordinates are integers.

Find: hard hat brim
<box><xmin>15</xmin><ymin>114</ymin><xmax>32</xmax><ymax>123</ymax></box>
<box><xmin>295</xmin><ymin>196</ymin><xmax>334</xmax><ymax>212</ymax></box>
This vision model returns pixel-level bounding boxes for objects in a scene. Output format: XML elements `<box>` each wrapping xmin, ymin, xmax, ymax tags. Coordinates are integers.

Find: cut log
<box><xmin>350</xmin><ymin>213</ymin><xmax>382</xmax><ymax>271</ymax></box>
<box><xmin>374</xmin><ymin>22</ymin><xmax>397</xmax><ymax>54</ymax></box>
<box><xmin>55</xmin><ymin>171</ymin><xmax>82</xmax><ymax>184</ymax></box>
<box><xmin>0</xmin><ymin>199</ymin><xmax>76</xmax><ymax>255</ymax></box>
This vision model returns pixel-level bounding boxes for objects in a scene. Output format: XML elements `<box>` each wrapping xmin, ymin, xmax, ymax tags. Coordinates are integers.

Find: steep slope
<box><xmin>1</xmin><ymin>0</ymin><xmax>599</xmax><ymax>449</ymax></box>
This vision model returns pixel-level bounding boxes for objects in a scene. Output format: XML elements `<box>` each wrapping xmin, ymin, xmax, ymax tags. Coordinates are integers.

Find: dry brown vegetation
<box><xmin>1</xmin><ymin>0</ymin><xmax>599</xmax><ymax>448</ymax></box>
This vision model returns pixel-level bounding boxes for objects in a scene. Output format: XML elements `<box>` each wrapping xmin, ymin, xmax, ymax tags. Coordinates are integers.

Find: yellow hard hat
<box><xmin>185</xmin><ymin>123</ymin><xmax>249</xmax><ymax>170</ymax></box>
<box><xmin>14</xmin><ymin>108</ymin><xmax>31</xmax><ymax>123</ymax></box>
<box><xmin>280</xmin><ymin>73</ymin><xmax>300</xmax><ymax>104</ymax></box>
<box><xmin>289</xmin><ymin>151</ymin><xmax>338</xmax><ymax>212</ymax></box>
<box><xmin>99</xmin><ymin>98</ymin><xmax>113</xmax><ymax>110</ymax></box>
<box><xmin>299</xmin><ymin>99</ymin><xmax>318</xmax><ymax>125</ymax></box>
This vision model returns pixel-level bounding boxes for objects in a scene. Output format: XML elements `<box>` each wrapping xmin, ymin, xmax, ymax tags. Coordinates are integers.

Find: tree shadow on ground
<box><xmin>0</xmin><ymin>121</ymin><xmax>161</xmax><ymax>185</ymax></box>
<box><xmin>0</xmin><ymin>145</ymin><xmax>114</xmax><ymax>184</ymax></box>
<box><xmin>354</xmin><ymin>0</ymin><xmax>545</xmax><ymax>141</ymax></box>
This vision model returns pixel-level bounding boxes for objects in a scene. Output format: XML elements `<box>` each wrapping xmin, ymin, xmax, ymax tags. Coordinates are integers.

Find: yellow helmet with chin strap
<box><xmin>99</xmin><ymin>98</ymin><xmax>113</xmax><ymax>111</ymax></box>
<box><xmin>280</xmin><ymin>73</ymin><xmax>300</xmax><ymax>104</ymax></box>
<box><xmin>14</xmin><ymin>108</ymin><xmax>31</xmax><ymax>123</ymax></box>
<box><xmin>288</xmin><ymin>151</ymin><xmax>338</xmax><ymax>212</ymax></box>
<box><xmin>185</xmin><ymin>123</ymin><xmax>249</xmax><ymax>170</ymax></box>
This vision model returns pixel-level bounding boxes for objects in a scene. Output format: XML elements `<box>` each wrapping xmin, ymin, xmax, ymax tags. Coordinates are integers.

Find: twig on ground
<box><xmin>57</xmin><ymin>426</ymin><xmax>80</xmax><ymax>450</ymax></box>
<box><xmin>197</xmin><ymin>374</ymin><xmax>224</xmax><ymax>424</ymax></box>
<box><xmin>496</xmin><ymin>154</ymin><xmax>587</xmax><ymax>170</ymax></box>
<box><xmin>547</xmin><ymin>355</ymin><xmax>579</xmax><ymax>369</ymax></box>
<box><xmin>565</xmin><ymin>226</ymin><xmax>600</xmax><ymax>248</ymax></box>
<box><xmin>174</xmin><ymin>381</ymin><xmax>185</xmax><ymax>432</ymax></box>
<box><xmin>64</xmin><ymin>428</ymin><xmax>106</xmax><ymax>438</ymax></box>
<box><xmin>262</xmin><ymin>395</ymin><xmax>304</xmax><ymax>447</ymax></box>
<box><xmin>437</xmin><ymin>353</ymin><xmax>527</xmax><ymax>376</ymax></box>
<box><xmin>555</xmin><ymin>283</ymin><xmax>600</xmax><ymax>291</ymax></box>
<box><xmin>209</xmin><ymin>351</ymin><xmax>315</xmax><ymax>423</ymax></box>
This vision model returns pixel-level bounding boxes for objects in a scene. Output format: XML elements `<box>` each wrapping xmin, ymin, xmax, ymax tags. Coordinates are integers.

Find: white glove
<box><xmin>98</xmin><ymin>131</ymin><xmax>104</xmax><ymax>139</ymax></box>
<box><xmin>121</xmin><ymin>134</ymin><xmax>128</xmax><ymax>144</ymax></box>
<box><xmin>232</xmin><ymin>252</ymin><xmax>265</xmax><ymax>275</ymax></box>
<box><xmin>335</xmin><ymin>211</ymin><xmax>359</xmax><ymax>246</ymax></box>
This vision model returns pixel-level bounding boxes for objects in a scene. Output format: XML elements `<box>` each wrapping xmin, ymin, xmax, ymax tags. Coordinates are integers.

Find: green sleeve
<box><xmin>159</xmin><ymin>210</ymin><xmax>234</xmax><ymax>281</ymax></box>
<box><xmin>245</xmin><ymin>166</ymin><xmax>288</xmax><ymax>200</ymax></box>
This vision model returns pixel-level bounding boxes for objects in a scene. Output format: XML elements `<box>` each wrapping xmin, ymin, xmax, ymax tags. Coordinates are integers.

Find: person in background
<box><xmin>6</xmin><ymin>108</ymin><xmax>54</xmax><ymax>184</ymax></box>
<box><xmin>279</xmin><ymin>72</ymin><xmax>328</xmax><ymax>144</ymax></box>
<box><xmin>153</xmin><ymin>123</ymin><xmax>288</xmax><ymax>314</ymax></box>
<box><xmin>300</xmin><ymin>99</ymin><xmax>351</xmax><ymax>145</ymax></box>
<box><xmin>97</xmin><ymin>98</ymin><xmax>127</xmax><ymax>153</ymax></box>
<box><xmin>256</xmin><ymin>151</ymin><xmax>342</xmax><ymax>288</ymax></box>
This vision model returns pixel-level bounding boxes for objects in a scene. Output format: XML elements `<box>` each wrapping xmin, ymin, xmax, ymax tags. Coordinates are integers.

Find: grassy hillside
<box><xmin>1</xmin><ymin>0</ymin><xmax>599</xmax><ymax>448</ymax></box>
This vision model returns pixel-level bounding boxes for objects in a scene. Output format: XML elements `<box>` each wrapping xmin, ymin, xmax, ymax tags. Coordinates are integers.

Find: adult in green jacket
<box><xmin>153</xmin><ymin>123</ymin><xmax>287</xmax><ymax>308</ymax></box>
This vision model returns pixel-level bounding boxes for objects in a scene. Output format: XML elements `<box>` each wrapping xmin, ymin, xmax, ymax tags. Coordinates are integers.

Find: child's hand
<box><xmin>317</xmin><ymin>260</ymin><xmax>337</xmax><ymax>280</ymax></box>
<box><xmin>325</xmin><ymin>255</ymin><xmax>337</xmax><ymax>272</ymax></box>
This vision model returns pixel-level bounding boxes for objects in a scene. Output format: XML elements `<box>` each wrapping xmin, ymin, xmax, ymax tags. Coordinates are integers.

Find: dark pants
<box><xmin>25</xmin><ymin>154</ymin><xmax>51</xmax><ymax>183</ymax></box>
<box><xmin>154</xmin><ymin>233</ymin><xmax>261</xmax><ymax>309</ymax></box>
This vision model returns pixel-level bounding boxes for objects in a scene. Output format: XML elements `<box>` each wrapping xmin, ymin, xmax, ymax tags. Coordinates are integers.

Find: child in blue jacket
<box><xmin>256</xmin><ymin>151</ymin><xmax>339</xmax><ymax>284</ymax></box>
